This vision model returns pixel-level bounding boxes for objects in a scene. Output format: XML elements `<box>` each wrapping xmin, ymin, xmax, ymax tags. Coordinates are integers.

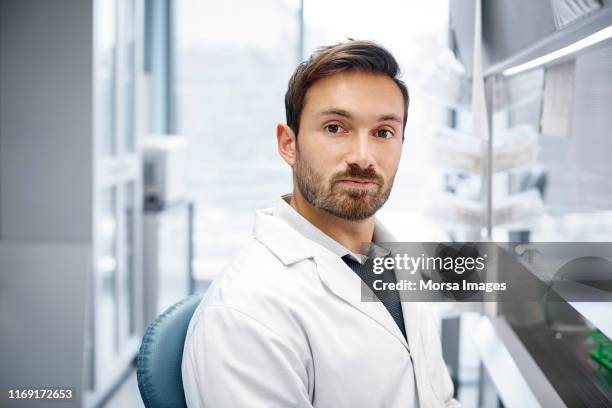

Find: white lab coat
<box><xmin>182</xmin><ymin>206</ymin><xmax>460</xmax><ymax>408</ymax></box>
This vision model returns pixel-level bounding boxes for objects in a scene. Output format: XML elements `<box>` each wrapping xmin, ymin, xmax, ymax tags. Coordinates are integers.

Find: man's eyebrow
<box><xmin>319</xmin><ymin>110</ymin><xmax>402</xmax><ymax>124</ymax></box>
<box><xmin>319</xmin><ymin>109</ymin><xmax>352</xmax><ymax>119</ymax></box>
<box><xmin>378</xmin><ymin>114</ymin><xmax>402</xmax><ymax>124</ymax></box>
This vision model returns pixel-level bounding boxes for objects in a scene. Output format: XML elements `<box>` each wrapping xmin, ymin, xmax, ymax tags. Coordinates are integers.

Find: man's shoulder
<box><xmin>187</xmin><ymin>238</ymin><xmax>322</xmax><ymax>343</ymax></box>
<box><xmin>224</xmin><ymin>237</ymin><xmax>295</xmax><ymax>278</ymax></box>
<box><xmin>201</xmin><ymin>238</ymin><xmax>318</xmax><ymax>309</ymax></box>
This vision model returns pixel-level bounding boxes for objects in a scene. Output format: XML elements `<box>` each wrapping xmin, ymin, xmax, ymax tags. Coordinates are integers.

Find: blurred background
<box><xmin>1</xmin><ymin>0</ymin><xmax>611</xmax><ymax>407</ymax></box>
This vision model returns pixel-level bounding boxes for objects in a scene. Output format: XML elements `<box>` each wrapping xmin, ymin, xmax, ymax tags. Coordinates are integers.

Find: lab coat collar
<box><xmin>253</xmin><ymin>207</ymin><xmax>317</xmax><ymax>265</ymax></box>
<box><xmin>253</xmin><ymin>205</ymin><xmax>410</xmax><ymax>349</ymax></box>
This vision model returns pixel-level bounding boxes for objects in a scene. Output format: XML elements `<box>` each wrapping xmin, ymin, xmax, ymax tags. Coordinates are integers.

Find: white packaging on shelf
<box><xmin>429</xmin><ymin>127</ymin><xmax>482</xmax><ymax>174</ymax></box>
<box><xmin>426</xmin><ymin>188</ymin><xmax>544</xmax><ymax>228</ymax></box>
<box><xmin>417</xmin><ymin>48</ymin><xmax>472</xmax><ymax>110</ymax></box>
<box><xmin>426</xmin><ymin>192</ymin><xmax>484</xmax><ymax>227</ymax></box>
<box><xmin>492</xmin><ymin>189</ymin><xmax>545</xmax><ymax>226</ymax></box>
<box><xmin>494</xmin><ymin>69</ymin><xmax>544</xmax><ymax>112</ymax></box>
<box><xmin>429</xmin><ymin>124</ymin><xmax>539</xmax><ymax>174</ymax></box>
<box><xmin>494</xmin><ymin>125</ymin><xmax>540</xmax><ymax>172</ymax></box>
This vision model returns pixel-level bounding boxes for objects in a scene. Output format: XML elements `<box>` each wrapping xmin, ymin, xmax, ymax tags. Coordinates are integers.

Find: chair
<box><xmin>137</xmin><ymin>294</ymin><xmax>204</xmax><ymax>408</ymax></box>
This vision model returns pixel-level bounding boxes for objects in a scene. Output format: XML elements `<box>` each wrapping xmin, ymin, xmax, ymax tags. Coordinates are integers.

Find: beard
<box><xmin>293</xmin><ymin>152</ymin><xmax>395</xmax><ymax>221</ymax></box>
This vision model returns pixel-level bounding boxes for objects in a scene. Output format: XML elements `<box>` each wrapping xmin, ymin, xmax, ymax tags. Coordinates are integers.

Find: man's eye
<box><xmin>376</xmin><ymin>129</ymin><xmax>394</xmax><ymax>139</ymax></box>
<box><xmin>324</xmin><ymin>124</ymin><xmax>343</xmax><ymax>134</ymax></box>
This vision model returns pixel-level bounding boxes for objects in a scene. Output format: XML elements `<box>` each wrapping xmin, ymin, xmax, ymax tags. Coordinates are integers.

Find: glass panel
<box><xmin>122</xmin><ymin>0</ymin><xmax>137</xmax><ymax>153</ymax></box>
<box><xmin>97</xmin><ymin>187</ymin><xmax>119</xmax><ymax>358</ymax></box>
<box><xmin>487</xmin><ymin>68</ymin><xmax>545</xmax><ymax>241</ymax></box>
<box><xmin>491</xmin><ymin>43</ymin><xmax>612</xmax><ymax>242</ymax></box>
<box><xmin>494</xmin><ymin>45</ymin><xmax>612</xmax><ymax>408</ymax></box>
<box><xmin>98</xmin><ymin>0</ymin><xmax>118</xmax><ymax>156</ymax></box>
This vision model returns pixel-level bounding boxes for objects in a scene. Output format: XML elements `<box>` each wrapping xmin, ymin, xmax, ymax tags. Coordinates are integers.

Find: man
<box><xmin>182</xmin><ymin>40</ymin><xmax>459</xmax><ymax>408</ymax></box>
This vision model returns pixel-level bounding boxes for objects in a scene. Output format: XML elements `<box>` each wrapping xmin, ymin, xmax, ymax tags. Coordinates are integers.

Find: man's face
<box><xmin>293</xmin><ymin>71</ymin><xmax>405</xmax><ymax>221</ymax></box>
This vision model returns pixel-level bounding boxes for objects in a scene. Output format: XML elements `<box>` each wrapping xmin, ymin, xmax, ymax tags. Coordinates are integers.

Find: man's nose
<box><xmin>346</xmin><ymin>131</ymin><xmax>374</xmax><ymax>169</ymax></box>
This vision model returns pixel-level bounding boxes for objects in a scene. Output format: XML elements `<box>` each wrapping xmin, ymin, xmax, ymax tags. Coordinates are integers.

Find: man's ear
<box><xmin>277</xmin><ymin>123</ymin><xmax>297</xmax><ymax>166</ymax></box>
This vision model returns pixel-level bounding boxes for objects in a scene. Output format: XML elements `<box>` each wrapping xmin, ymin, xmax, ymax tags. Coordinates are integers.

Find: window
<box><xmin>176</xmin><ymin>0</ymin><xmax>451</xmax><ymax>279</ymax></box>
<box><xmin>176</xmin><ymin>0</ymin><xmax>301</xmax><ymax>279</ymax></box>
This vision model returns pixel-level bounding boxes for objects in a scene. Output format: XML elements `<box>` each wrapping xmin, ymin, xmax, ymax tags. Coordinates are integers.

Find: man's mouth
<box><xmin>338</xmin><ymin>178</ymin><xmax>379</xmax><ymax>189</ymax></box>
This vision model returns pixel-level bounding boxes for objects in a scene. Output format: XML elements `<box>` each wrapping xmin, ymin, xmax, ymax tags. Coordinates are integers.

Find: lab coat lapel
<box><xmin>314</xmin><ymin>216</ymin><xmax>410</xmax><ymax>349</ymax></box>
<box><xmin>314</xmin><ymin>251</ymin><xmax>410</xmax><ymax>349</ymax></box>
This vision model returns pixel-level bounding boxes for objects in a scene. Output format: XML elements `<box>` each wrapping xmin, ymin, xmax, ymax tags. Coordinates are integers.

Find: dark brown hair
<box><xmin>285</xmin><ymin>39</ymin><xmax>409</xmax><ymax>138</ymax></box>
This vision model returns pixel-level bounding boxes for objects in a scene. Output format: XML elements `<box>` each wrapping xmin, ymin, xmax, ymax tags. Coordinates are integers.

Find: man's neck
<box><xmin>289</xmin><ymin>190</ymin><xmax>375</xmax><ymax>255</ymax></box>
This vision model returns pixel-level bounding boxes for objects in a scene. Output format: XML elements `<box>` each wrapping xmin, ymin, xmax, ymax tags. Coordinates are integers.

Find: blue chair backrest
<box><xmin>137</xmin><ymin>294</ymin><xmax>204</xmax><ymax>408</ymax></box>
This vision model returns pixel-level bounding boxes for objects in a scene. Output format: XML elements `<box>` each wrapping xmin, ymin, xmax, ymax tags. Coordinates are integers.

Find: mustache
<box><xmin>332</xmin><ymin>164</ymin><xmax>384</xmax><ymax>185</ymax></box>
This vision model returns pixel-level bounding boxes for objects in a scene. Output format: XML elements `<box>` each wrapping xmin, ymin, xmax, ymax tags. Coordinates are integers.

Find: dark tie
<box><xmin>341</xmin><ymin>255</ymin><xmax>406</xmax><ymax>338</ymax></box>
